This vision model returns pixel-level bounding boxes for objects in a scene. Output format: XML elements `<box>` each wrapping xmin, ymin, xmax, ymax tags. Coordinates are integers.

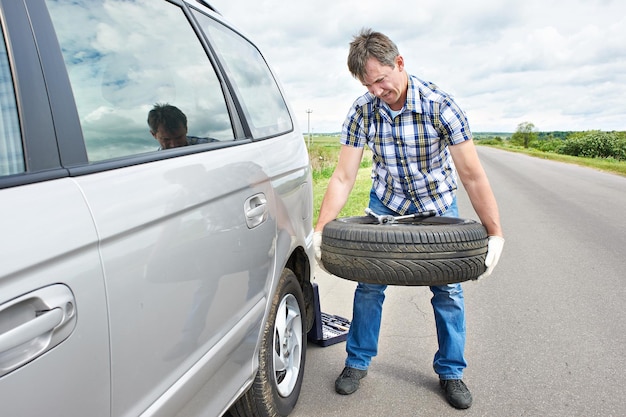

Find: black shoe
<box><xmin>335</xmin><ymin>366</ymin><xmax>368</xmax><ymax>395</ymax></box>
<box><xmin>440</xmin><ymin>379</ymin><xmax>473</xmax><ymax>409</ymax></box>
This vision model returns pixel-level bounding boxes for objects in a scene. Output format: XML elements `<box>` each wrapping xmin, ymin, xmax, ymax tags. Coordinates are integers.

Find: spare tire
<box><xmin>321</xmin><ymin>216</ymin><xmax>488</xmax><ymax>286</ymax></box>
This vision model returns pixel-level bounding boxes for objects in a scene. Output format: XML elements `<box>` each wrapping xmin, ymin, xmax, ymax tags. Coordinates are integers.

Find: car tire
<box><xmin>321</xmin><ymin>216</ymin><xmax>488</xmax><ymax>286</ymax></box>
<box><xmin>229</xmin><ymin>268</ymin><xmax>306</xmax><ymax>417</ymax></box>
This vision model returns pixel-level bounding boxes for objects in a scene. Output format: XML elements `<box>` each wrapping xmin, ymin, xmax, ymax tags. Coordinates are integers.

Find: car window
<box><xmin>45</xmin><ymin>0</ymin><xmax>234</xmax><ymax>162</ymax></box>
<box><xmin>192</xmin><ymin>10</ymin><xmax>293</xmax><ymax>139</ymax></box>
<box><xmin>0</xmin><ymin>29</ymin><xmax>24</xmax><ymax>176</ymax></box>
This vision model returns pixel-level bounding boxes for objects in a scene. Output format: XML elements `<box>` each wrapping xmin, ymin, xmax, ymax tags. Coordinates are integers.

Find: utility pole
<box><xmin>306</xmin><ymin>109</ymin><xmax>313</xmax><ymax>147</ymax></box>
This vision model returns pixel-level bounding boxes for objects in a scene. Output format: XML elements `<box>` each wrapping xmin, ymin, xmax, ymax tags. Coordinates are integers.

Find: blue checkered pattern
<box><xmin>341</xmin><ymin>75</ymin><xmax>473</xmax><ymax>215</ymax></box>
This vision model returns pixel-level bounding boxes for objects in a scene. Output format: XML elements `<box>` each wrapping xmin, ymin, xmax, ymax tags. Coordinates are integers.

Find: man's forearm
<box><xmin>315</xmin><ymin>176</ymin><xmax>354</xmax><ymax>232</ymax></box>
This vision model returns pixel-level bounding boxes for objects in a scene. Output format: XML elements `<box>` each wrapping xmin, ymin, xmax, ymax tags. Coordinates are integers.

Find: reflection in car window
<box><xmin>0</xmin><ymin>30</ymin><xmax>24</xmax><ymax>176</ymax></box>
<box><xmin>45</xmin><ymin>0</ymin><xmax>234</xmax><ymax>162</ymax></box>
<box><xmin>193</xmin><ymin>11</ymin><xmax>293</xmax><ymax>139</ymax></box>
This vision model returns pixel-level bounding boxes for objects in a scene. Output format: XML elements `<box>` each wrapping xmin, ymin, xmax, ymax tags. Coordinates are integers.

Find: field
<box><xmin>307</xmin><ymin>134</ymin><xmax>371</xmax><ymax>224</ymax></box>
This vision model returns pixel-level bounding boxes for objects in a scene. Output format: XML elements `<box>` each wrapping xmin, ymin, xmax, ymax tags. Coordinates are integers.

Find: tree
<box><xmin>511</xmin><ymin>121</ymin><xmax>538</xmax><ymax>148</ymax></box>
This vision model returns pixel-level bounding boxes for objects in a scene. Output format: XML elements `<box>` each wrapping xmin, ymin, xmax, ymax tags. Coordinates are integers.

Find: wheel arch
<box><xmin>284</xmin><ymin>245</ymin><xmax>315</xmax><ymax>333</ymax></box>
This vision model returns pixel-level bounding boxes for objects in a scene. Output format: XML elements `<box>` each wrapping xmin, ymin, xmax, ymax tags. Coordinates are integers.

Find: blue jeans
<box><xmin>345</xmin><ymin>190</ymin><xmax>467</xmax><ymax>380</ymax></box>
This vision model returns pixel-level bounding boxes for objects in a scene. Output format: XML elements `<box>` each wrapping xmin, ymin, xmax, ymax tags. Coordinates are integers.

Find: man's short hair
<box><xmin>147</xmin><ymin>103</ymin><xmax>187</xmax><ymax>134</ymax></box>
<box><xmin>347</xmin><ymin>28</ymin><xmax>400</xmax><ymax>82</ymax></box>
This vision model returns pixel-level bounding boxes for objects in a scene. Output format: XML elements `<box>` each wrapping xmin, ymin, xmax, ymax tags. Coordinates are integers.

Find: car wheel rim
<box><xmin>272</xmin><ymin>293</ymin><xmax>302</xmax><ymax>397</ymax></box>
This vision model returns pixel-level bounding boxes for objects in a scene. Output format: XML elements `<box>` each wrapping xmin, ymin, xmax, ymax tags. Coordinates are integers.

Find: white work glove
<box><xmin>477</xmin><ymin>236</ymin><xmax>505</xmax><ymax>279</ymax></box>
<box><xmin>313</xmin><ymin>231</ymin><xmax>323</xmax><ymax>262</ymax></box>
<box><xmin>313</xmin><ymin>231</ymin><xmax>328</xmax><ymax>272</ymax></box>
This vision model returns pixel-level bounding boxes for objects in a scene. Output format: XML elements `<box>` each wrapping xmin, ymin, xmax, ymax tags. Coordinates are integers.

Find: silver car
<box><xmin>0</xmin><ymin>1</ymin><xmax>315</xmax><ymax>416</ymax></box>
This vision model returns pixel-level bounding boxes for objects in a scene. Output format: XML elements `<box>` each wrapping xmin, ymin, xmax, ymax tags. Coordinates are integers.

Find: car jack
<box><xmin>307</xmin><ymin>283</ymin><xmax>351</xmax><ymax>347</ymax></box>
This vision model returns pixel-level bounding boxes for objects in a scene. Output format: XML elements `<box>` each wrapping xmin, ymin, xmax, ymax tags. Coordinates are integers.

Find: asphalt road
<box><xmin>290</xmin><ymin>146</ymin><xmax>626</xmax><ymax>417</ymax></box>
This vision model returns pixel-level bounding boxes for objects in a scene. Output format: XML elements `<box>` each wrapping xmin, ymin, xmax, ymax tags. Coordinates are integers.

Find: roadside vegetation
<box><xmin>308</xmin><ymin>126</ymin><xmax>626</xmax><ymax>224</ymax></box>
<box><xmin>308</xmin><ymin>135</ymin><xmax>373</xmax><ymax>223</ymax></box>
<box><xmin>474</xmin><ymin>122</ymin><xmax>626</xmax><ymax>176</ymax></box>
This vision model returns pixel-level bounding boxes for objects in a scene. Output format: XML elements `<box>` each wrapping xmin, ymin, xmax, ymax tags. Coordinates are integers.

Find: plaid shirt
<box><xmin>341</xmin><ymin>75</ymin><xmax>473</xmax><ymax>215</ymax></box>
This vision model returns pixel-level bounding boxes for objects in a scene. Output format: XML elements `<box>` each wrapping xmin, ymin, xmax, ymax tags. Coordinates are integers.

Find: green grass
<box><xmin>308</xmin><ymin>134</ymin><xmax>371</xmax><ymax>225</ymax></box>
<box><xmin>312</xmin><ymin>164</ymin><xmax>372</xmax><ymax>224</ymax></box>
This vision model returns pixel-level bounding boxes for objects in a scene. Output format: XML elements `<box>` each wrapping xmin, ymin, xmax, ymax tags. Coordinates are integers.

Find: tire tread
<box><xmin>321</xmin><ymin>216</ymin><xmax>488</xmax><ymax>286</ymax></box>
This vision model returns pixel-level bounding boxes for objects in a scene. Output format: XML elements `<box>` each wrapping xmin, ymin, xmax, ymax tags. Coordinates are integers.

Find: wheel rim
<box><xmin>272</xmin><ymin>293</ymin><xmax>303</xmax><ymax>397</ymax></box>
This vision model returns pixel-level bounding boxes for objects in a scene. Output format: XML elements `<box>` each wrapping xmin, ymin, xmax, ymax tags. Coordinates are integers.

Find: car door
<box><xmin>0</xmin><ymin>2</ymin><xmax>110</xmax><ymax>415</ymax></box>
<box><xmin>35</xmin><ymin>0</ymin><xmax>278</xmax><ymax>415</ymax></box>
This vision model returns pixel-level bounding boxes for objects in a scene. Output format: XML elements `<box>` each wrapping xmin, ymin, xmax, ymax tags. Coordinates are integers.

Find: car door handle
<box><xmin>0</xmin><ymin>284</ymin><xmax>76</xmax><ymax>377</ymax></box>
<box><xmin>244</xmin><ymin>193</ymin><xmax>268</xmax><ymax>229</ymax></box>
<box><xmin>0</xmin><ymin>308</ymin><xmax>63</xmax><ymax>353</ymax></box>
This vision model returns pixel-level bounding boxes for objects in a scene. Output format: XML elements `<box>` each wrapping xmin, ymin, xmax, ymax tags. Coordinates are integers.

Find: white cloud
<box><xmin>210</xmin><ymin>0</ymin><xmax>626</xmax><ymax>132</ymax></box>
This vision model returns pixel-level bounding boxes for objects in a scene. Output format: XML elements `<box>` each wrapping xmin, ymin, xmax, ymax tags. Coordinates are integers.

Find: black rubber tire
<box><xmin>321</xmin><ymin>216</ymin><xmax>488</xmax><ymax>286</ymax></box>
<box><xmin>229</xmin><ymin>268</ymin><xmax>306</xmax><ymax>417</ymax></box>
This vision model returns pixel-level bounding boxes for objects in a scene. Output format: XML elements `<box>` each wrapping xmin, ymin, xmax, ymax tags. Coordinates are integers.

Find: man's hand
<box><xmin>313</xmin><ymin>230</ymin><xmax>330</xmax><ymax>274</ymax></box>
<box><xmin>477</xmin><ymin>236</ymin><xmax>505</xmax><ymax>279</ymax></box>
<box><xmin>313</xmin><ymin>231</ymin><xmax>323</xmax><ymax>263</ymax></box>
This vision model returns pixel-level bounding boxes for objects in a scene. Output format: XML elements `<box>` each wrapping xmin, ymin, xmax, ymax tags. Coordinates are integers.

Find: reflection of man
<box><xmin>147</xmin><ymin>103</ymin><xmax>215</xmax><ymax>149</ymax></box>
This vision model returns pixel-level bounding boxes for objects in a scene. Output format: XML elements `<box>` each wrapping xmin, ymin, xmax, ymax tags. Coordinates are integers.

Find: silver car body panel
<box><xmin>82</xmin><ymin>143</ymin><xmax>277</xmax><ymax>416</ymax></box>
<box><xmin>0</xmin><ymin>180</ymin><xmax>111</xmax><ymax>416</ymax></box>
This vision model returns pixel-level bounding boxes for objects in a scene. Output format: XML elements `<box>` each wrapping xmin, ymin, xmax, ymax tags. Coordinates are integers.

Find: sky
<box><xmin>208</xmin><ymin>0</ymin><xmax>626</xmax><ymax>134</ymax></box>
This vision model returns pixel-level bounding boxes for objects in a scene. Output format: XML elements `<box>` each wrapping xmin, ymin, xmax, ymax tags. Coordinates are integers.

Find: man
<box><xmin>313</xmin><ymin>29</ymin><xmax>504</xmax><ymax>410</ymax></box>
<box><xmin>147</xmin><ymin>103</ymin><xmax>216</xmax><ymax>149</ymax></box>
